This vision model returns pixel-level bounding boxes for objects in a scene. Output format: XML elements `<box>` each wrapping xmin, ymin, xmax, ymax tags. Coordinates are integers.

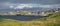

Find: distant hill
<box><xmin>46</xmin><ymin>8</ymin><xmax>60</xmax><ymax>12</ymax></box>
<box><xmin>0</xmin><ymin>7</ymin><xmax>52</xmax><ymax>12</ymax></box>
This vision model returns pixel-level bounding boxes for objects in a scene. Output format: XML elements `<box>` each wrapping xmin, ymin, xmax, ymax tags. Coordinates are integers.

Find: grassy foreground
<box><xmin>0</xmin><ymin>12</ymin><xmax>60</xmax><ymax>26</ymax></box>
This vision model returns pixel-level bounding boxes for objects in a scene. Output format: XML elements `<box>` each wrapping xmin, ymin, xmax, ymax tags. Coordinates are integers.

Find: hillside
<box><xmin>0</xmin><ymin>12</ymin><xmax>60</xmax><ymax>26</ymax></box>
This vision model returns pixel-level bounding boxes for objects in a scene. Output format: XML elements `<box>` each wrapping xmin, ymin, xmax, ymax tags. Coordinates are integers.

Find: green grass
<box><xmin>33</xmin><ymin>12</ymin><xmax>60</xmax><ymax>26</ymax></box>
<box><xmin>0</xmin><ymin>18</ymin><xmax>5</xmax><ymax>22</ymax></box>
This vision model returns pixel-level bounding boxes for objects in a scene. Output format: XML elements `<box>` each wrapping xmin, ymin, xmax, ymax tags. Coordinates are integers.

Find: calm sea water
<box><xmin>0</xmin><ymin>15</ymin><xmax>44</xmax><ymax>21</ymax></box>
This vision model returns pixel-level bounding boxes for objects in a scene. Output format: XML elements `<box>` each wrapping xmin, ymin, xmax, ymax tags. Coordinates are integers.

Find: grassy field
<box><xmin>0</xmin><ymin>12</ymin><xmax>60</xmax><ymax>26</ymax></box>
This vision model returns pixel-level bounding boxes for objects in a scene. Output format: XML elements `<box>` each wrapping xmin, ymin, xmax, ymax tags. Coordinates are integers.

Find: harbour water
<box><xmin>0</xmin><ymin>15</ymin><xmax>45</xmax><ymax>21</ymax></box>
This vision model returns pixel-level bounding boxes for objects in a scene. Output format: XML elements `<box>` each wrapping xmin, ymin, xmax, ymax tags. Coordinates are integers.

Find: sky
<box><xmin>0</xmin><ymin>0</ymin><xmax>60</xmax><ymax>9</ymax></box>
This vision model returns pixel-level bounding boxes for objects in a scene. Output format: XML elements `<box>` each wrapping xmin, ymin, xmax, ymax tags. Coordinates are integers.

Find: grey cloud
<box><xmin>0</xmin><ymin>0</ymin><xmax>60</xmax><ymax>4</ymax></box>
<box><xmin>0</xmin><ymin>0</ymin><xmax>60</xmax><ymax>9</ymax></box>
<box><xmin>0</xmin><ymin>3</ymin><xmax>60</xmax><ymax>9</ymax></box>
<box><xmin>0</xmin><ymin>0</ymin><xmax>39</xmax><ymax>4</ymax></box>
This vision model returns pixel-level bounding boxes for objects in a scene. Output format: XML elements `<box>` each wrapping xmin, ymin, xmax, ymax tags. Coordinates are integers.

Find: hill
<box><xmin>0</xmin><ymin>12</ymin><xmax>60</xmax><ymax>26</ymax></box>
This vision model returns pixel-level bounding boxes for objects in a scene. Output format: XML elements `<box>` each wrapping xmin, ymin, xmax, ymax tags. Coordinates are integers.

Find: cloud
<box><xmin>9</xmin><ymin>5</ymin><xmax>14</xmax><ymax>8</ymax></box>
<box><xmin>10</xmin><ymin>4</ymin><xmax>60</xmax><ymax>9</ymax></box>
<box><xmin>14</xmin><ymin>4</ymin><xmax>33</xmax><ymax>9</ymax></box>
<box><xmin>0</xmin><ymin>2</ymin><xmax>60</xmax><ymax>9</ymax></box>
<box><xmin>0</xmin><ymin>0</ymin><xmax>60</xmax><ymax>4</ymax></box>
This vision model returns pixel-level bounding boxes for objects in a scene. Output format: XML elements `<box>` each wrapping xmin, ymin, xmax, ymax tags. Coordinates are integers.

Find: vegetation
<box><xmin>0</xmin><ymin>12</ymin><xmax>60</xmax><ymax>26</ymax></box>
<box><xmin>34</xmin><ymin>12</ymin><xmax>60</xmax><ymax>26</ymax></box>
<box><xmin>0</xmin><ymin>18</ymin><xmax>5</xmax><ymax>22</ymax></box>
